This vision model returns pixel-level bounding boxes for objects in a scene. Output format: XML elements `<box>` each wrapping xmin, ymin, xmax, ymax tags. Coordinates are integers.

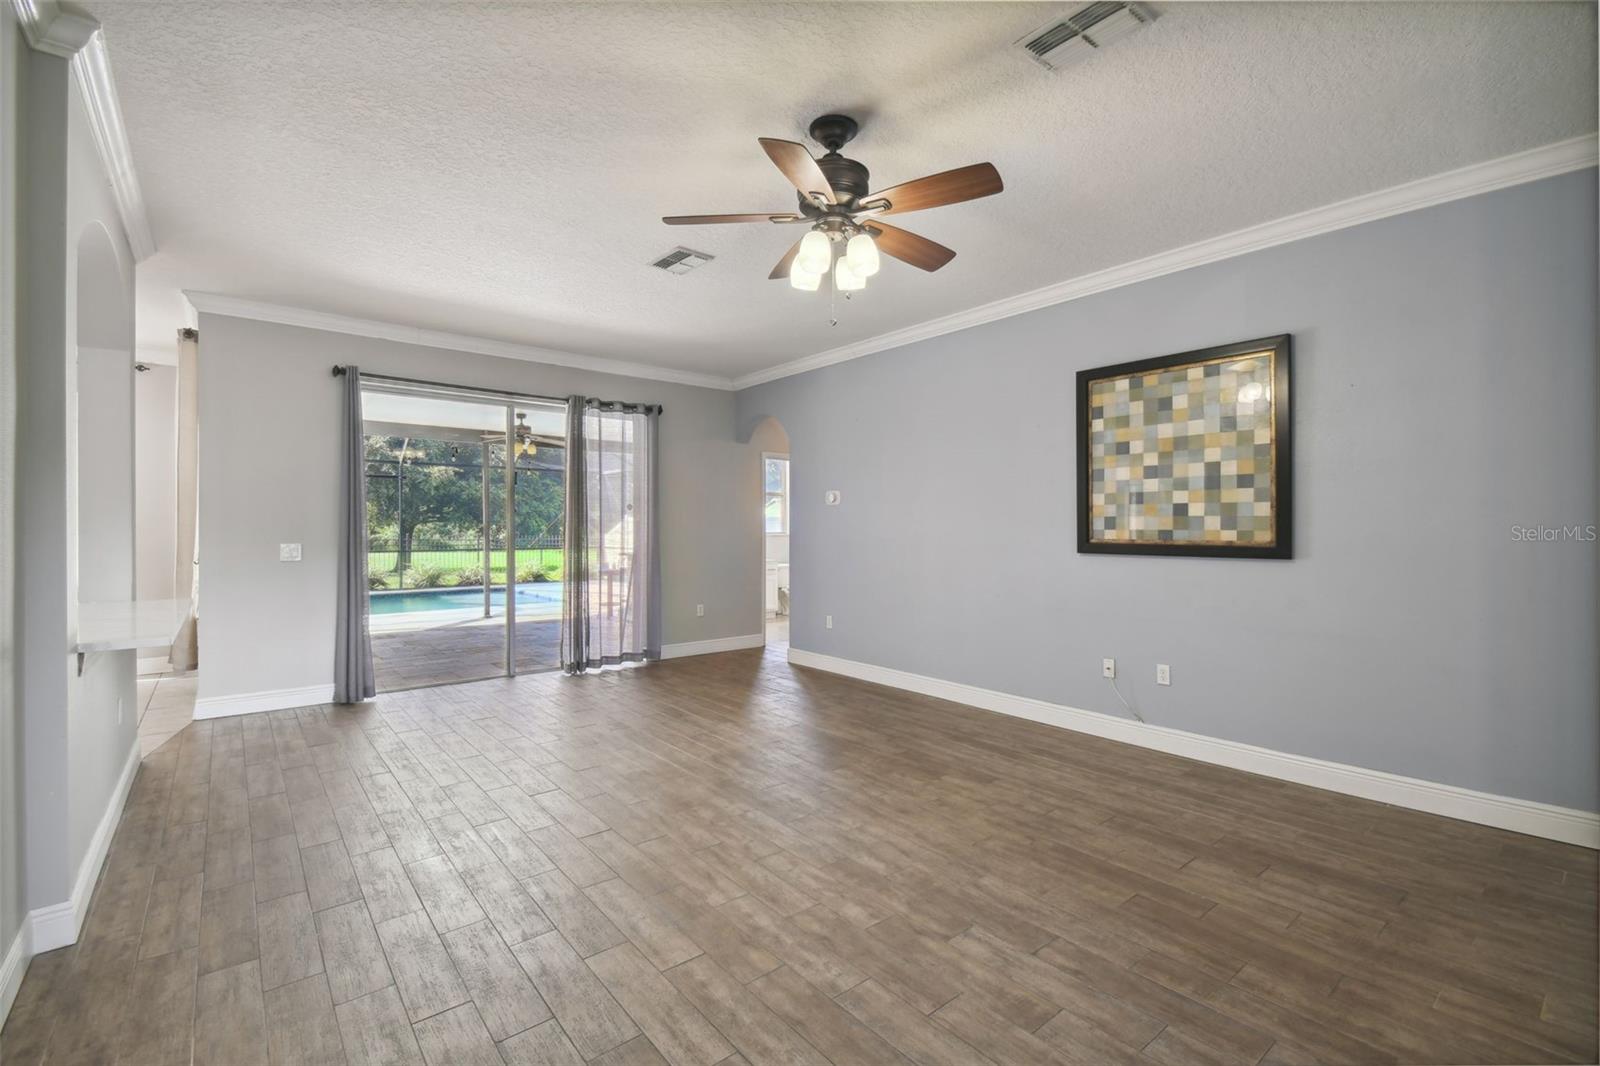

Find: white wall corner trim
<box><xmin>660</xmin><ymin>633</ymin><xmax>765</xmax><ymax>659</ymax></box>
<box><xmin>182</xmin><ymin>292</ymin><xmax>737</xmax><ymax>392</ymax></box>
<box><xmin>193</xmin><ymin>683</ymin><xmax>337</xmax><ymax>720</ymax></box>
<box><xmin>733</xmin><ymin>134</ymin><xmax>1600</xmax><ymax>389</ymax></box>
<box><xmin>28</xmin><ymin>738</ymin><xmax>140</xmax><ymax>954</ymax></box>
<box><xmin>0</xmin><ymin>921</ymin><xmax>29</xmax><ymax>1030</ymax></box>
<box><xmin>13</xmin><ymin>1</ymin><xmax>156</xmax><ymax>260</ymax></box>
<box><xmin>787</xmin><ymin>648</ymin><xmax>1600</xmax><ymax>850</ymax></box>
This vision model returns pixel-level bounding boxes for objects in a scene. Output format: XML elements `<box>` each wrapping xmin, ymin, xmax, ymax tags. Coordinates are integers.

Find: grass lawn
<box><xmin>368</xmin><ymin>548</ymin><xmax>565</xmax><ymax>587</ymax></box>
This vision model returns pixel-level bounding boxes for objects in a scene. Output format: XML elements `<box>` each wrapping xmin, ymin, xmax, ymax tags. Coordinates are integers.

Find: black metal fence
<box><xmin>368</xmin><ymin>529</ymin><xmax>565</xmax><ymax>590</ymax></box>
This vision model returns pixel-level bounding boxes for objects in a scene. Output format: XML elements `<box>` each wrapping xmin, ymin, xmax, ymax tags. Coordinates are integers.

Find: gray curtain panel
<box><xmin>561</xmin><ymin>397</ymin><xmax>662</xmax><ymax>673</ymax></box>
<box><xmin>334</xmin><ymin>367</ymin><xmax>375</xmax><ymax>702</ymax></box>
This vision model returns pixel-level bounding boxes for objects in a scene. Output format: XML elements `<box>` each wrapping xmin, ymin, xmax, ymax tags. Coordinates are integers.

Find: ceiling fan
<box><xmin>662</xmin><ymin>114</ymin><xmax>1003</xmax><ymax>292</ymax></box>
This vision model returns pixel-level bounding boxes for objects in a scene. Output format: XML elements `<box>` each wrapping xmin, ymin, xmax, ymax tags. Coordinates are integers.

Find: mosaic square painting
<box><xmin>1076</xmin><ymin>335</ymin><xmax>1292</xmax><ymax>558</ymax></box>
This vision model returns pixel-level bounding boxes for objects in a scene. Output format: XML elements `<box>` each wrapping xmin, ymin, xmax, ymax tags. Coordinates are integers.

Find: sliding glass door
<box><xmin>362</xmin><ymin>384</ymin><xmax>564</xmax><ymax>692</ymax></box>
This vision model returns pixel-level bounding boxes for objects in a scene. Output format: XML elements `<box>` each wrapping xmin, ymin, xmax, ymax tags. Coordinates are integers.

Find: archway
<box><xmin>749</xmin><ymin>416</ymin><xmax>791</xmax><ymax>649</ymax></box>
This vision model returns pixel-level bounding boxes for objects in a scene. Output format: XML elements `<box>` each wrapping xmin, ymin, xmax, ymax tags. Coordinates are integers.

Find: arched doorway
<box><xmin>749</xmin><ymin>417</ymin><xmax>790</xmax><ymax>650</ymax></box>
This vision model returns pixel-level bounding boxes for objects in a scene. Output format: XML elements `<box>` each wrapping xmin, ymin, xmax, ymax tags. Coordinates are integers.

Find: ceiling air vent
<box><xmin>651</xmin><ymin>247</ymin><xmax>715</xmax><ymax>275</ymax></box>
<box><xmin>1016</xmin><ymin>2</ymin><xmax>1154</xmax><ymax>71</ymax></box>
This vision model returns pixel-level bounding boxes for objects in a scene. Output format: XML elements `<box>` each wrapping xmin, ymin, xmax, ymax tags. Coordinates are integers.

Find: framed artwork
<box><xmin>1076</xmin><ymin>334</ymin><xmax>1292</xmax><ymax>559</ymax></box>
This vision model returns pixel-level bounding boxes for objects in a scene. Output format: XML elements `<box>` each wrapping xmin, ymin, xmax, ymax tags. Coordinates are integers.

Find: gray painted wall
<box><xmin>135</xmin><ymin>364</ymin><xmax>177</xmax><ymax>602</ymax></box>
<box><xmin>195</xmin><ymin>315</ymin><xmax>760</xmax><ymax>702</ymax></box>
<box><xmin>738</xmin><ymin>168</ymin><xmax>1599</xmax><ymax>813</ymax></box>
<box><xmin>1</xmin><ymin>1</ymin><xmax>23</xmax><ymax>963</ymax></box>
<box><xmin>13</xmin><ymin>37</ymin><xmax>138</xmax><ymax>933</ymax></box>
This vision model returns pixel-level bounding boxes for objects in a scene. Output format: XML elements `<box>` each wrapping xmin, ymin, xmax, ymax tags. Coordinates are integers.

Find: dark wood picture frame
<box><xmin>1076</xmin><ymin>334</ymin><xmax>1293</xmax><ymax>559</ymax></box>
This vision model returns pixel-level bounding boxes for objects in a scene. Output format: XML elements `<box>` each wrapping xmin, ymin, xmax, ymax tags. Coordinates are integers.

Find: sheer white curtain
<box><xmin>561</xmin><ymin>399</ymin><xmax>661</xmax><ymax>673</ymax></box>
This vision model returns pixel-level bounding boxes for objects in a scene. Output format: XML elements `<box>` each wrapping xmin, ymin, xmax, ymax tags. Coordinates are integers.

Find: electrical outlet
<box><xmin>825</xmin><ymin>615</ymin><xmax>833</xmax><ymax>629</ymax></box>
<box><xmin>696</xmin><ymin>604</ymin><xmax>704</xmax><ymax>617</ymax></box>
<box><xmin>1156</xmin><ymin>663</ymin><xmax>1171</xmax><ymax>686</ymax></box>
<box><xmin>279</xmin><ymin>543</ymin><xmax>302</xmax><ymax>562</ymax></box>
<box><xmin>1101</xmin><ymin>657</ymin><xmax>1116</xmax><ymax>679</ymax></box>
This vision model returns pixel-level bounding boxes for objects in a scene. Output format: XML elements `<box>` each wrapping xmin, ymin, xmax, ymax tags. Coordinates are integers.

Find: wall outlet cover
<box><xmin>1157</xmin><ymin>663</ymin><xmax>1171</xmax><ymax>685</ymax></box>
<box><xmin>1101</xmin><ymin>657</ymin><xmax>1116</xmax><ymax>679</ymax></box>
<box><xmin>279</xmin><ymin>543</ymin><xmax>302</xmax><ymax>562</ymax></box>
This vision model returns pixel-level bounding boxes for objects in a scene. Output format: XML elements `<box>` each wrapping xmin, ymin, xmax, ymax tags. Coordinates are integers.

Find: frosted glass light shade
<box><xmin>795</xmin><ymin>230</ymin><xmax>833</xmax><ymax>275</ymax></box>
<box><xmin>789</xmin><ymin>266</ymin><xmax>822</xmax><ymax>291</ymax></box>
<box><xmin>845</xmin><ymin>233</ymin><xmax>879</xmax><ymax>277</ymax></box>
<box><xmin>834</xmin><ymin>257</ymin><xmax>865</xmax><ymax>292</ymax></box>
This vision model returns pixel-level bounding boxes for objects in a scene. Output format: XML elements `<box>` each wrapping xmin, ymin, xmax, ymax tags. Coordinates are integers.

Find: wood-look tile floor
<box><xmin>3</xmin><ymin>643</ymin><xmax>1595</xmax><ymax>1065</ymax></box>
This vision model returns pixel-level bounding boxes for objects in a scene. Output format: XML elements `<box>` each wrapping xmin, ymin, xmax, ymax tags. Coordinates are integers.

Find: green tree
<box><xmin>365</xmin><ymin>436</ymin><xmax>485</xmax><ymax>572</ymax></box>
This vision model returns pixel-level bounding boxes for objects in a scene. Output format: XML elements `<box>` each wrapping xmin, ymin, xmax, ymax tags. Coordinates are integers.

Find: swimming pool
<box><xmin>369</xmin><ymin>582</ymin><xmax>564</xmax><ymax>615</ymax></box>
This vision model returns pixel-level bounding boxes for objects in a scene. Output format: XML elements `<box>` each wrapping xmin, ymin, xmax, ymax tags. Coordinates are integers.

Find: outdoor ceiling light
<box><xmin>513</xmin><ymin>412</ymin><xmax>538</xmax><ymax>458</ymax></box>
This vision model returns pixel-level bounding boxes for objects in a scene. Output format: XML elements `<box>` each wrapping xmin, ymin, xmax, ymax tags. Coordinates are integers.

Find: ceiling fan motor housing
<box><xmin>799</xmin><ymin>113</ymin><xmax>871</xmax><ymax>209</ymax></box>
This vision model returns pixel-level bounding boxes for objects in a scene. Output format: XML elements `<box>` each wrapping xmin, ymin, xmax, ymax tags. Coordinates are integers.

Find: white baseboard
<box><xmin>661</xmin><ymin>633</ymin><xmax>765</xmax><ymax>659</ymax></box>
<box><xmin>787</xmin><ymin>648</ymin><xmax>1600</xmax><ymax>849</ymax></box>
<box><xmin>29</xmin><ymin>738</ymin><xmax>141</xmax><ymax>954</ymax></box>
<box><xmin>136</xmin><ymin>656</ymin><xmax>171</xmax><ymax>675</ymax></box>
<box><xmin>194</xmin><ymin>683</ymin><xmax>335</xmax><ymax>720</ymax></box>
<box><xmin>0</xmin><ymin>920</ymin><xmax>29</xmax><ymax>1030</ymax></box>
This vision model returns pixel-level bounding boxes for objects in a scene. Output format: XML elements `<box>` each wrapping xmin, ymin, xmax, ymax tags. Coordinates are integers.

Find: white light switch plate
<box><xmin>279</xmin><ymin>543</ymin><xmax>302</xmax><ymax>562</ymax></box>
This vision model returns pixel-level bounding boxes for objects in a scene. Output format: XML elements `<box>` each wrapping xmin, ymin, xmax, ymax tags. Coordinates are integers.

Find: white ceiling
<box><xmin>96</xmin><ymin>1</ymin><xmax>1595</xmax><ymax>381</ymax></box>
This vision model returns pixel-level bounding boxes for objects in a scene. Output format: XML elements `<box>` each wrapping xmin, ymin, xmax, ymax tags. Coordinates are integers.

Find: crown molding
<box><xmin>71</xmin><ymin>31</ymin><xmax>156</xmax><ymax>260</ymax></box>
<box><xmin>13</xmin><ymin>0</ymin><xmax>156</xmax><ymax>261</ymax></box>
<box><xmin>732</xmin><ymin>133</ymin><xmax>1600</xmax><ymax>390</ymax></box>
<box><xmin>12</xmin><ymin>0</ymin><xmax>94</xmax><ymax>57</ymax></box>
<box><xmin>183</xmin><ymin>292</ymin><xmax>738</xmax><ymax>391</ymax></box>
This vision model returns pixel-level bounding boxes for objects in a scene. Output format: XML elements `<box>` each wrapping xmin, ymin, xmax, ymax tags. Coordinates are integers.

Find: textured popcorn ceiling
<box><xmin>97</xmin><ymin>1</ymin><xmax>1596</xmax><ymax>379</ymax></box>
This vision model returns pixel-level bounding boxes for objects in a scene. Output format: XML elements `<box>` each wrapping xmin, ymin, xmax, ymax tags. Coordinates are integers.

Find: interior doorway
<box><xmin>361</xmin><ymin>383</ymin><xmax>566</xmax><ymax>691</ymax></box>
<box><xmin>763</xmin><ymin>452</ymin><xmax>790</xmax><ymax>650</ymax></box>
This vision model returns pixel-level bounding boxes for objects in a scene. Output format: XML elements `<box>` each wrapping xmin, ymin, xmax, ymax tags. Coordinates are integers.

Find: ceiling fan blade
<box><xmin>759</xmin><ymin>138</ymin><xmax>837</xmax><ymax>205</ymax></box>
<box><xmin>662</xmin><ymin>212</ymin><xmax>801</xmax><ymax>225</ymax></box>
<box><xmin>865</xmin><ymin>221</ymin><xmax>956</xmax><ymax>272</ymax></box>
<box><xmin>862</xmin><ymin>162</ymin><xmax>1003</xmax><ymax>216</ymax></box>
<box><xmin>768</xmin><ymin>238</ymin><xmax>804</xmax><ymax>280</ymax></box>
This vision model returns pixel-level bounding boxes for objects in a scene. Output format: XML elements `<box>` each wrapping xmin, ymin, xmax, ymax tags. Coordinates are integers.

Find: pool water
<box><xmin>370</xmin><ymin>582</ymin><xmax>564</xmax><ymax>615</ymax></box>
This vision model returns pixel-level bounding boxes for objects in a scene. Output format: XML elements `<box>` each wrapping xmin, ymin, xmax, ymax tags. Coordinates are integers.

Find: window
<box><xmin>763</xmin><ymin>456</ymin><xmax>789</xmax><ymax>534</ymax></box>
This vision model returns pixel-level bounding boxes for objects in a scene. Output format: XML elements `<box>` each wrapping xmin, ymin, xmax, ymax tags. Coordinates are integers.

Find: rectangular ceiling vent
<box><xmin>1017</xmin><ymin>2</ymin><xmax>1154</xmax><ymax>71</ymax></box>
<box><xmin>651</xmin><ymin>247</ymin><xmax>715</xmax><ymax>275</ymax></box>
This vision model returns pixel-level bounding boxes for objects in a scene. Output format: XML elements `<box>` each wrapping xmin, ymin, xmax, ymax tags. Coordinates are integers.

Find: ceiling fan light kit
<box><xmin>662</xmin><ymin>113</ymin><xmax>1003</xmax><ymax>295</ymax></box>
<box><xmin>789</xmin><ymin>268</ymin><xmax>822</xmax><ymax>292</ymax></box>
<box><xmin>834</xmin><ymin>257</ymin><xmax>866</xmax><ymax>292</ymax></box>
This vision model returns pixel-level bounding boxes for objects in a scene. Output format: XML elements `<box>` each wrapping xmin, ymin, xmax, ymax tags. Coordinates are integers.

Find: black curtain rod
<box><xmin>331</xmin><ymin>366</ymin><xmax>662</xmax><ymax>414</ymax></box>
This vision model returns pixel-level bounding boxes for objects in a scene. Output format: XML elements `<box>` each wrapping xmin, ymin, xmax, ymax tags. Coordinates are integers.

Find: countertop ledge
<box><xmin>76</xmin><ymin>599</ymin><xmax>188</xmax><ymax>654</ymax></box>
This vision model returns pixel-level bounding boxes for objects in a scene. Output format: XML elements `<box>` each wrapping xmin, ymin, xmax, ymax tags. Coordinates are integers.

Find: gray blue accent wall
<box><xmin>737</xmin><ymin>167</ymin><xmax>1599</xmax><ymax>813</ymax></box>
